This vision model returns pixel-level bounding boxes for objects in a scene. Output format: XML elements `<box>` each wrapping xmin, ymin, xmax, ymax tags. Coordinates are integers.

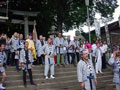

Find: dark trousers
<box><xmin>10</xmin><ymin>52</ymin><xmax>15</xmax><ymax>66</ymax></box>
<box><xmin>23</xmin><ymin>69</ymin><xmax>34</xmax><ymax>85</ymax></box>
<box><xmin>38</xmin><ymin>54</ymin><xmax>45</xmax><ymax>64</ymax></box>
<box><xmin>67</xmin><ymin>53</ymin><xmax>75</xmax><ymax>64</ymax></box>
<box><xmin>76</xmin><ymin>52</ymin><xmax>80</xmax><ymax>63</ymax></box>
<box><xmin>5</xmin><ymin>50</ymin><xmax>10</xmax><ymax>65</ymax></box>
<box><xmin>15</xmin><ymin>59</ymin><xmax>19</xmax><ymax>70</ymax></box>
<box><xmin>102</xmin><ymin>53</ymin><xmax>106</xmax><ymax>69</ymax></box>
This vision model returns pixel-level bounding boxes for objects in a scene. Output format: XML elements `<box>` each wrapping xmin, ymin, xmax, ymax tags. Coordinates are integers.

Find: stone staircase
<box><xmin>2</xmin><ymin>65</ymin><xmax>116</xmax><ymax>90</ymax></box>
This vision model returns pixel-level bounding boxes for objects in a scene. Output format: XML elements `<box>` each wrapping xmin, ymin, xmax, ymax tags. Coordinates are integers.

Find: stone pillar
<box><xmin>24</xmin><ymin>17</ymin><xmax>29</xmax><ymax>38</ymax></box>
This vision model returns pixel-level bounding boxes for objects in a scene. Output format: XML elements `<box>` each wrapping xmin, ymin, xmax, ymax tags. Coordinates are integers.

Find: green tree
<box><xmin>8</xmin><ymin>0</ymin><xmax>118</xmax><ymax>35</ymax></box>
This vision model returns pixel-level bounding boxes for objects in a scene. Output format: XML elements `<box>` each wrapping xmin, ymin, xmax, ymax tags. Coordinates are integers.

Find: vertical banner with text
<box><xmin>94</xmin><ymin>19</ymin><xmax>101</xmax><ymax>41</ymax></box>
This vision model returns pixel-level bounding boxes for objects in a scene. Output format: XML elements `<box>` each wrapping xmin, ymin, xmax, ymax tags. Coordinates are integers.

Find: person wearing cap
<box><xmin>77</xmin><ymin>50</ymin><xmax>97</xmax><ymax>90</ymax></box>
<box><xmin>43</xmin><ymin>38</ymin><xmax>55</xmax><ymax>79</ymax></box>
<box><xmin>26</xmin><ymin>34</ymin><xmax>37</xmax><ymax>60</ymax></box>
<box><xmin>0</xmin><ymin>44</ymin><xmax>7</xmax><ymax>89</ymax></box>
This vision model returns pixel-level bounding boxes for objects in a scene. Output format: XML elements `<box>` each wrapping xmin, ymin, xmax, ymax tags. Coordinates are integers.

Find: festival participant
<box><xmin>84</xmin><ymin>40</ymin><xmax>92</xmax><ymax>53</ymax></box>
<box><xmin>102</xmin><ymin>41</ymin><xmax>108</xmax><ymax>69</ymax></box>
<box><xmin>26</xmin><ymin>34</ymin><xmax>37</xmax><ymax>60</ymax></box>
<box><xmin>54</xmin><ymin>33</ymin><xmax>65</xmax><ymax>66</ymax></box>
<box><xmin>100</xmin><ymin>42</ymin><xmax>107</xmax><ymax>69</ymax></box>
<box><xmin>15</xmin><ymin>34</ymin><xmax>25</xmax><ymax>71</ymax></box>
<box><xmin>8</xmin><ymin>32</ymin><xmax>19</xmax><ymax>66</ymax></box>
<box><xmin>5</xmin><ymin>37</ymin><xmax>11</xmax><ymax>65</ymax></box>
<box><xmin>0</xmin><ymin>33</ymin><xmax>7</xmax><ymax>45</ymax></box>
<box><xmin>43</xmin><ymin>37</ymin><xmax>47</xmax><ymax>44</ymax></box>
<box><xmin>14</xmin><ymin>33</ymin><xmax>21</xmax><ymax>71</ymax></box>
<box><xmin>20</xmin><ymin>41</ymin><xmax>36</xmax><ymax>87</ymax></box>
<box><xmin>77</xmin><ymin>50</ymin><xmax>97</xmax><ymax>90</ymax></box>
<box><xmin>0</xmin><ymin>44</ymin><xmax>7</xmax><ymax>89</ymax></box>
<box><xmin>108</xmin><ymin>47</ymin><xmax>120</xmax><ymax>90</ymax></box>
<box><xmin>79</xmin><ymin>44</ymin><xmax>84</xmax><ymax>59</ymax></box>
<box><xmin>72</xmin><ymin>36</ymin><xmax>80</xmax><ymax>63</ymax></box>
<box><xmin>64</xmin><ymin>35</ymin><xmax>74</xmax><ymax>64</ymax></box>
<box><xmin>36</xmin><ymin>35</ymin><xmax>44</xmax><ymax>64</ymax></box>
<box><xmin>93</xmin><ymin>44</ymin><xmax>103</xmax><ymax>74</ymax></box>
<box><xmin>92</xmin><ymin>41</ymin><xmax>97</xmax><ymax>54</ymax></box>
<box><xmin>43</xmin><ymin>38</ymin><xmax>55</xmax><ymax>79</ymax></box>
<box><xmin>19</xmin><ymin>34</ymin><xmax>25</xmax><ymax>49</ymax></box>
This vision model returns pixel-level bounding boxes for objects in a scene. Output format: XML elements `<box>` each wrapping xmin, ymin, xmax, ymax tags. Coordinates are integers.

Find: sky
<box><xmin>63</xmin><ymin>0</ymin><xmax>120</xmax><ymax>40</ymax></box>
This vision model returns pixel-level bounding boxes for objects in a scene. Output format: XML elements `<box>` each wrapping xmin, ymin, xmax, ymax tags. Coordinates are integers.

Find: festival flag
<box><xmin>32</xmin><ymin>20</ymin><xmax>38</xmax><ymax>41</ymax></box>
<box><xmin>94</xmin><ymin>19</ymin><xmax>101</xmax><ymax>40</ymax></box>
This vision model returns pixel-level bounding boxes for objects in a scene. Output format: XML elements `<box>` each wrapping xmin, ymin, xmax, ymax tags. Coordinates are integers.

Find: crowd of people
<box><xmin>0</xmin><ymin>32</ymin><xmax>111</xmax><ymax>90</ymax></box>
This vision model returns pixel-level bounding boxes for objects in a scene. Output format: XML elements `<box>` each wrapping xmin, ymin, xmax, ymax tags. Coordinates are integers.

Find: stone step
<box><xmin>4</xmin><ymin>65</ymin><xmax>114</xmax><ymax>90</ymax></box>
<box><xmin>5</xmin><ymin>71</ymin><xmax>77</xmax><ymax>81</ymax></box>
<box><xmin>6</xmin><ymin>68</ymin><xmax>76</xmax><ymax>75</ymax></box>
<box><xmin>5</xmin><ymin>65</ymin><xmax>111</xmax><ymax>72</ymax></box>
<box><xmin>5</xmin><ymin>65</ymin><xmax>76</xmax><ymax>71</ymax></box>
<box><xmin>97</xmin><ymin>75</ymin><xmax>113</xmax><ymax>80</ymax></box>
<box><xmin>5</xmin><ymin>73</ymin><xmax>113</xmax><ymax>87</ymax></box>
<box><xmin>96</xmin><ymin>71</ymin><xmax>113</xmax><ymax>77</ymax></box>
<box><xmin>5</xmin><ymin>70</ymin><xmax>113</xmax><ymax>81</ymax></box>
<box><xmin>106</xmin><ymin>84</ymin><xmax>116</xmax><ymax>90</ymax></box>
<box><xmin>6</xmin><ymin>78</ymin><xmax>114</xmax><ymax>90</ymax></box>
<box><xmin>6</xmin><ymin>75</ymin><xmax>77</xmax><ymax>87</ymax></box>
<box><xmin>6</xmin><ymin>79</ymin><xmax>79</xmax><ymax>90</ymax></box>
<box><xmin>5</xmin><ymin>68</ymin><xmax>113</xmax><ymax>76</ymax></box>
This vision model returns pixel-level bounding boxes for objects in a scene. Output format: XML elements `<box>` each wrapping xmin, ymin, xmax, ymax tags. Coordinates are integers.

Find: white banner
<box><xmin>94</xmin><ymin>19</ymin><xmax>101</xmax><ymax>40</ymax></box>
<box><xmin>105</xmin><ymin>22</ymin><xmax>110</xmax><ymax>46</ymax></box>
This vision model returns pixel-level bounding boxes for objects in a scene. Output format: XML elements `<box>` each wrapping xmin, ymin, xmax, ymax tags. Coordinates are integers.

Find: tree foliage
<box><xmin>6</xmin><ymin>0</ymin><xmax>119</xmax><ymax>36</ymax></box>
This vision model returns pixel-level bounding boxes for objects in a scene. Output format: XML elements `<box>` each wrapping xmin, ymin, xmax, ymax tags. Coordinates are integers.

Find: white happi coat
<box><xmin>92</xmin><ymin>44</ymin><xmax>97</xmax><ymax>55</ymax></box>
<box><xmin>93</xmin><ymin>48</ymin><xmax>103</xmax><ymax>62</ymax></box>
<box><xmin>108</xmin><ymin>57</ymin><xmax>120</xmax><ymax>84</ymax></box>
<box><xmin>77</xmin><ymin>59</ymin><xmax>96</xmax><ymax>90</ymax></box>
<box><xmin>15</xmin><ymin>40</ymin><xmax>25</xmax><ymax>59</ymax></box>
<box><xmin>36</xmin><ymin>40</ymin><xmax>44</xmax><ymax>57</ymax></box>
<box><xmin>20</xmin><ymin>49</ymin><xmax>34</xmax><ymax>70</ymax></box>
<box><xmin>8</xmin><ymin>36</ymin><xmax>19</xmax><ymax>53</ymax></box>
<box><xmin>64</xmin><ymin>40</ymin><xmax>74</xmax><ymax>53</ymax></box>
<box><xmin>43</xmin><ymin>44</ymin><xmax>55</xmax><ymax>65</ymax></box>
<box><xmin>72</xmin><ymin>40</ymin><xmax>80</xmax><ymax>53</ymax></box>
<box><xmin>0</xmin><ymin>51</ymin><xmax>7</xmax><ymax>72</ymax></box>
<box><xmin>54</xmin><ymin>37</ymin><xmax>64</xmax><ymax>54</ymax></box>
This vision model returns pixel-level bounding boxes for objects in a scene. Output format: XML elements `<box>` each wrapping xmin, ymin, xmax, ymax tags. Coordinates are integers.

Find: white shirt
<box><xmin>100</xmin><ymin>46</ymin><xmax>106</xmax><ymax>53</ymax></box>
<box><xmin>103</xmin><ymin>44</ymin><xmax>108</xmax><ymax>52</ymax></box>
<box><xmin>92</xmin><ymin>44</ymin><xmax>97</xmax><ymax>51</ymax></box>
<box><xmin>98</xmin><ymin>49</ymin><xmax>101</xmax><ymax>58</ymax></box>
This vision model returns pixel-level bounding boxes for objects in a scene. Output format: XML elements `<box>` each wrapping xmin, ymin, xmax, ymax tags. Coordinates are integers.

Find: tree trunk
<box><xmin>57</xmin><ymin>0</ymin><xmax>63</xmax><ymax>33</ymax></box>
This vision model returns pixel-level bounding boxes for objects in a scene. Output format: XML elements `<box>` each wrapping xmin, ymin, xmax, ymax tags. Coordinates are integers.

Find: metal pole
<box><xmin>87</xmin><ymin>6</ymin><xmax>91</xmax><ymax>44</ymax></box>
<box><xmin>86</xmin><ymin>5</ymin><xmax>92</xmax><ymax>61</ymax></box>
